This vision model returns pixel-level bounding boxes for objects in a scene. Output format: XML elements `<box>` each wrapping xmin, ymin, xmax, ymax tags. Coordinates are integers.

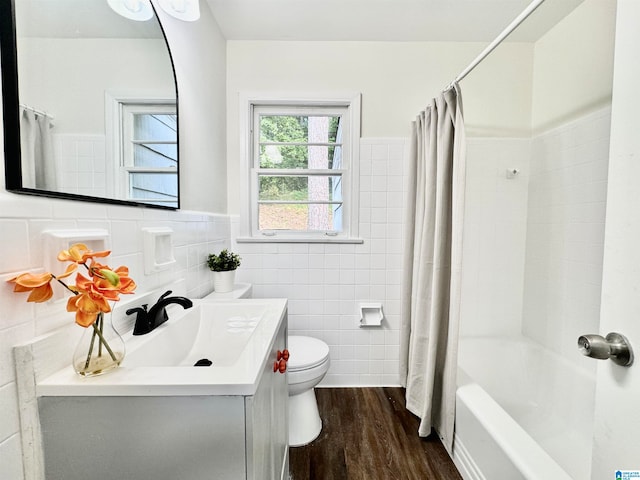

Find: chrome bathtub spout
<box><xmin>127</xmin><ymin>290</ymin><xmax>193</xmax><ymax>335</ymax></box>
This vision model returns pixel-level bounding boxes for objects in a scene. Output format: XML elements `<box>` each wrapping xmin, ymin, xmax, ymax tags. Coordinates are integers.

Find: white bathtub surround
<box><xmin>460</xmin><ymin>137</ymin><xmax>531</xmax><ymax>338</ymax></box>
<box><xmin>400</xmin><ymin>85</ymin><xmax>466</xmax><ymax>451</ymax></box>
<box><xmin>456</xmin><ymin>107</ymin><xmax>611</xmax><ymax>479</ymax></box>
<box><xmin>522</xmin><ymin>106</ymin><xmax>610</xmax><ymax>366</ymax></box>
<box><xmin>455</xmin><ymin>336</ymin><xmax>592</xmax><ymax>479</ymax></box>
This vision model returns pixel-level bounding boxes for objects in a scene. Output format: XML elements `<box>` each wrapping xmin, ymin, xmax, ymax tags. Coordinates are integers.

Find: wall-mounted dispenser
<box><xmin>359</xmin><ymin>303</ymin><xmax>384</xmax><ymax>327</ymax></box>
<box><xmin>142</xmin><ymin>227</ymin><xmax>176</xmax><ymax>274</ymax></box>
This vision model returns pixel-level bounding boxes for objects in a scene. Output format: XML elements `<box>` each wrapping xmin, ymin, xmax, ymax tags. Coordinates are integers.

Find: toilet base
<box><xmin>289</xmin><ymin>388</ymin><xmax>322</xmax><ymax>447</ymax></box>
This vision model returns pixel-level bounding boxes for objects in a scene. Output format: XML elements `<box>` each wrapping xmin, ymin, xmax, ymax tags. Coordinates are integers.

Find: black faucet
<box><xmin>127</xmin><ymin>290</ymin><xmax>193</xmax><ymax>335</ymax></box>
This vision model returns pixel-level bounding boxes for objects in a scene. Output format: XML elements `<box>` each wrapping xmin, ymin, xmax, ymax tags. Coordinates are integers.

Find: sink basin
<box><xmin>37</xmin><ymin>298</ymin><xmax>288</xmax><ymax>397</ymax></box>
<box><xmin>124</xmin><ymin>302</ymin><xmax>266</xmax><ymax>368</ymax></box>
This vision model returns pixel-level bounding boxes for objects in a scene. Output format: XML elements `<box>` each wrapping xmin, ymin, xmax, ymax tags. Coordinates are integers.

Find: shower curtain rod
<box><xmin>19</xmin><ymin>103</ymin><xmax>55</xmax><ymax>119</ymax></box>
<box><xmin>445</xmin><ymin>0</ymin><xmax>546</xmax><ymax>89</ymax></box>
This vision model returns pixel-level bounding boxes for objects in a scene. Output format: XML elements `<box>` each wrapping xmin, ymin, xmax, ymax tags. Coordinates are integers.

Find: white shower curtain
<box><xmin>400</xmin><ymin>83</ymin><xmax>466</xmax><ymax>452</ymax></box>
<box><xmin>20</xmin><ymin>107</ymin><xmax>57</xmax><ymax>190</ymax></box>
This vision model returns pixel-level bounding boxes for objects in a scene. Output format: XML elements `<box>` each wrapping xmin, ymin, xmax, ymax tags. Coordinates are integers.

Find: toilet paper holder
<box><xmin>359</xmin><ymin>303</ymin><xmax>384</xmax><ymax>327</ymax></box>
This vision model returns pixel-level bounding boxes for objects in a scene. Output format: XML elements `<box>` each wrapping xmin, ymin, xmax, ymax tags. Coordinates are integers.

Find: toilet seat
<box><xmin>288</xmin><ymin>336</ymin><xmax>330</xmax><ymax>372</ymax></box>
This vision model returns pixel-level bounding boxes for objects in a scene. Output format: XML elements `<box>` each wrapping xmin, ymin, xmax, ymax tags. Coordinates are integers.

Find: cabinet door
<box><xmin>271</xmin><ymin>322</ymin><xmax>289</xmax><ymax>480</ymax></box>
<box><xmin>246</xmin><ymin>316</ymin><xmax>289</xmax><ymax>480</ymax></box>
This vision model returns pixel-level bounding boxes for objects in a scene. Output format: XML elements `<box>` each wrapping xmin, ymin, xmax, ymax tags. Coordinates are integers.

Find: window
<box><xmin>241</xmin><ymin>95</ymin><xmax>361</xmax><ymax>242</ymax></box>
<box><xmin>117</xmin><ymin>102</ymin><xmax>178</xmax><ymax>208</ymax></box>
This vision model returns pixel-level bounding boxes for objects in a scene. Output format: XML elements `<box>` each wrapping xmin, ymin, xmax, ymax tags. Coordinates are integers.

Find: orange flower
<box><xmin>66</xmin><ymin>292</ymin><xmax>110</xmax><ymax>327</ymax></box>
<box><xmin>87</xmin><ymin>263</ymin><xmax>137</xmax><ymax>297</ymax></box>
<box><xmin>6</xmin><ymin>262</ymin><xmax>81</xmax><ymax>303</ymax></box>
<box><xmin>67</xmin><ymin>273</ymin><xmax>115</xmax><ymax>327</ymax></box>
<box><xmin>56</xmin><ymin>262</ymin><xmax>79</xmax><ymax>281</ymax></box>
<box><xmin>7</xmin><ymin>272</ymin><xmax>54</xmax><ymax>303</ymax></box>
<box><xmin>57</xmin><ymin>243</ymin><xmax>110</xmax><ymax>265</ymax></box>
<box><xmin>9</xmin><ymin>242</ymin><xmax>136</xmax><ymax>329</ymax></box>
<box><xmin>110</xmin><ymin>266</ymin><xmax>137</xmax><ymax>295</ymax></box>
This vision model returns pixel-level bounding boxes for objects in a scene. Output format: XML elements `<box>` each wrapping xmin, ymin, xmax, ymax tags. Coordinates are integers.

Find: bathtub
<box><xmin>453</xmin><ymin>336</ymin><xmax>596</xmax><ymax>480</ymax></box>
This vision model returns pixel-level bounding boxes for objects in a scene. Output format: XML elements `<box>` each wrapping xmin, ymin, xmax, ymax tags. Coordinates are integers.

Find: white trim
<box><xmin>238</xmin><ymin>92</ymin><xmax>361</xmax><ymax>242</ymax></box>
<box><xmin>452</xmin><ymin>436</ymin><xmax>485</xmax><ymax>480</ymax></box>
<box><xmin>236</xmin><ymin>236</ymin><xmax>364</xmax><ymax>244</ymax></box>
<box><xmin>104</xmin><ymin>91</ymin><xmax>176</xmax><ymax>202</ymax></box>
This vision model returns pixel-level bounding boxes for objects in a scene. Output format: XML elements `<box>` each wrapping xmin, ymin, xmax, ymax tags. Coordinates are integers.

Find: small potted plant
<box><xmin>207</xmin><ymin>249</ymin><xmax>241</xmax><ymax>293</ymax></box>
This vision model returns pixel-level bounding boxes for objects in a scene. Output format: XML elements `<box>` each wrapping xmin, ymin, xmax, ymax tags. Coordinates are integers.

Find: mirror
<box><xmin>1</xmin><ymin>0</ymin><xmax>179</xmax><ymax>209</ymax></box>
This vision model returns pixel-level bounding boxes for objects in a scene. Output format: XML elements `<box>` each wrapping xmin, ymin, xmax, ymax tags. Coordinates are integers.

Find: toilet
<box><xmin>287</xmin><ymin>335</ymin><xmax>330</xmax><ymax>447</ymax></box>
<box><xmin>203</xmin><ymin>284</ymin><xmax>330</xmax><ymax>446</ymax></box>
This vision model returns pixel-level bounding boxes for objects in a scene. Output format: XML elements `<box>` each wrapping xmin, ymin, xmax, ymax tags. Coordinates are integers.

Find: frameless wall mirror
<box><xmin>0</xmin><ymin>0</ymin><xmax>179</xmax><ymax>209</ymax></box>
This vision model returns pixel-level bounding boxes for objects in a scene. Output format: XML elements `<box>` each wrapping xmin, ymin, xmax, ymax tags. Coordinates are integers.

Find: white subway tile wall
<box><xmin>460</xmin><ymin>137</ymin><xmax>531</xmax><ymax>337</ymax></box>
<box><xmin>522</xmin><ymin>107</ymin><xmax>611</xmax><ymax>364</ymax></box>
<box><xmin>0</xmin><ymin>196</ymin><xmax>231</xmax><ymax>466</ymax></box>
<box><xmin>460</xmin><ymin>107</ymin><xmax>610</xmax><ymax>351</ymax></box>
<box><xmin>53</xmin><ymin>134</ymin><xmax>107</xmax><ymax>198</ymax></box>
<box><xmin>233</xmin><ymin>138</ymin><xmax>409</xmax><ymax>387</ymax></box>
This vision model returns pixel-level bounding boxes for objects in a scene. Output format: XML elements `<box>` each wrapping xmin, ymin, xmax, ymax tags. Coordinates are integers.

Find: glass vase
<box><xmin>72</xmin><ymin>312</ymin><xmax>126</xmax><ymax>377</ymax></box>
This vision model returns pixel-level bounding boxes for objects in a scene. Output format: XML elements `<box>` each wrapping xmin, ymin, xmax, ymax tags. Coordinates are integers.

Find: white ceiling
<box><xmin>205</xmin><ymin>0</ymin><xmax>585</xmax><ymax>42</ymax></box>
<box><xmin>16</xmin><ymin>0</ymin><xmax>585</xmax><ymax>43</ymax></box>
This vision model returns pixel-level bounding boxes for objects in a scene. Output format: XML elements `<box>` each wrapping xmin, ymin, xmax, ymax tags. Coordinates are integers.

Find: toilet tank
<box><xmin>203</xmin><ymin>283</ymin><xmax>252</xmax><ymax>300</ymax></box>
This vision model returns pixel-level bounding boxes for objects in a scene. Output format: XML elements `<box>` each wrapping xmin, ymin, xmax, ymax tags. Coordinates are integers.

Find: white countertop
<box><xmin>37</xmin><ymin>298</ymin><xmax>287</xmax><ymax>397</ymax></box>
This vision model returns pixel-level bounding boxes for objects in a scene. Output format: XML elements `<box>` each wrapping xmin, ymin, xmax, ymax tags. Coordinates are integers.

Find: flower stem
<box><xmin>92</xmin><ymin>320</ymin><xmax>117</xmax><ymax>361</ymax></box>
<box><xmin>83</xmin><ymin>324</ymin><xmax>98</xmax><ymax>370</ymax></box>
<box><xmin>52</xmin><ymin>275</ymin><xmax>78</xmax><ymax>295</ymax></box>
<box><xmin>98</xmin><ymin>314</ymin><xmax>104</xmax><ymax>357</ymax></box>
<box><xmin>83</xmin><ymin>313</ymin><xmax>118</xmax><ymax>370</ymax></box>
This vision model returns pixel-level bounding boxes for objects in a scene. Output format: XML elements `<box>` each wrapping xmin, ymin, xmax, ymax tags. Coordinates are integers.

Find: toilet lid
<box><xmin>287</xmin><ymin>336</ymin><xmax>330</xmax><ymax>371</ymax></box>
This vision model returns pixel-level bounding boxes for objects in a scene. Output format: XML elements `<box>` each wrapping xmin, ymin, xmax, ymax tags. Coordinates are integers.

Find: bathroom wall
<box><xmin>0</xmin><ymin>6</ymin><xmax>228</xmax><ymax>477</ymax></box>
<box><xmin>458</xmin><ymin>0</ymin><xmax>615</xmax><ymax>344</ymax></box>
<box><xmin>226</xmin><ymin>40</ymin><xmax>534</xmax><ymax>385</ymax></box>
<box><xmin>522</xmin><ymin>106</ymin><xmax>610</xmax><ymax>363</ymax></box>
<box><xmin>233</xmin><ymin>138</ymin><xmax>408</xmax><ymax>386</ymax></box>
<box><xmin>226</xmin><ymin>40</ymin><xmax>534</xmax><ymax>212</ymax></box>
<box><xmin>153</xmin><ymin>1</ymin><xmax>228</xmax><ymax>213</ymax></box>
<box><xmin>520</xmin><ymin>0</ymin><xmax>615</xmax><ymax>363</ymax></box>
<box><xmin>531</xmin><ymin>0</ymin><xmax>616</xmax><ymax>132</ymax></box>
<box><xmin>459</xmin><ymin>137</ymin><xmax>531</xmax><ymax>337</ymax></box>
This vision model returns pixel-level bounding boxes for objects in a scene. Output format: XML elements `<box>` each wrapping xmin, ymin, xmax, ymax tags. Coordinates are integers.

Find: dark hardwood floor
<box><xmin>289</xmin><ymin>387</ymin><xmax>463</xmax><ymax>480</ymax></box>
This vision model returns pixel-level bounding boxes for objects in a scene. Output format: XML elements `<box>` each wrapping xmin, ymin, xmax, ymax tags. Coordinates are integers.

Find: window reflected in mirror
<box><xmin>119</xmin><ymin>102</ymin><xmax>178</xmax><ymax>208</ymax></box>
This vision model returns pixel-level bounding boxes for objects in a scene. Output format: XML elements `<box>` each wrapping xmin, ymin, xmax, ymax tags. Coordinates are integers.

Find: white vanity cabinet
<box><xmin>36</xmin><ymin>302</ymin><xmax>289</xmax><ymax>480</ymax></box>
<box><xmin>246</xmin><ymin>317</ymin><xmax>289</xmax><ymax>480</ymax></box>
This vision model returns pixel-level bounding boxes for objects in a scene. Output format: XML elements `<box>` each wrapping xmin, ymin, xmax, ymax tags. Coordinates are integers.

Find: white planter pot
<box><xmin>212</xmin><ymin>270</ymin><xmax>236</xmax><ymax>293</ymax></box>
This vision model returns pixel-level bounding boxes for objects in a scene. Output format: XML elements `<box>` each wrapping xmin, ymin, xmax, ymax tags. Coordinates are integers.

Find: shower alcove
<box><xmin>453</xmin><ymin>0</ymin><xmax>616</xmax><ymax>478</ymax></box>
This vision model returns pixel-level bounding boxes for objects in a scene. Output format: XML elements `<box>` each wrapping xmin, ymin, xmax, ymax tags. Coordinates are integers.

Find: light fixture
<box><xmin>158</xmin><ymin>0</ymin><xmax>200</xmax><ymax>21</ymax></box>
<box><xmin>107</xmin><ymin>0</ymin><xmax>154</xmax><ymax>21</ymax></box>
